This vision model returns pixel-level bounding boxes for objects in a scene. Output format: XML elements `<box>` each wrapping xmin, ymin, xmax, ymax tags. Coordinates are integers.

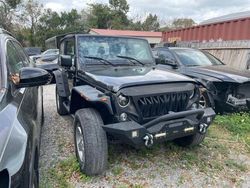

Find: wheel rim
<box><xmin>199</xmin><ymin>93</ymin><xmax>207</xmax><ymax>108</ymax></box>
<box><xmin>75</xmin><ymin>123</ymin><xmax>85</xmax><ymax>165</ymax></box>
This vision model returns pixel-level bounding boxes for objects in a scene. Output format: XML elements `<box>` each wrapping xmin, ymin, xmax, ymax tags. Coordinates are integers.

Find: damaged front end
<box><xmin>213</xmin><ymin>82</ymin><xmax>250</xmax><ymax>112</ymax></box>
<box><xmin>102</xmin><ymin>82</ymin><xmax>216</xmax><ymax>148</ymax></box>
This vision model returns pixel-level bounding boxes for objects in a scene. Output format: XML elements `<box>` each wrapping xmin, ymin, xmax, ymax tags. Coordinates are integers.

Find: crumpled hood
<box><xmin>186</xmin><ymin>65</ymin><xmax>250</xmax><ymax>83</ymax></box>
<box><xmin>84</xmin><ymin>66</ymin><xmax>195</xmax><ymax>92</ymax></box>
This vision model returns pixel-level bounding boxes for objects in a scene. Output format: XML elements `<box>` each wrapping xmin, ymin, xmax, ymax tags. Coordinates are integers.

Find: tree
<box><xmin>87</xmin><ymin>3</ymin><xmax>111</xmax><ymax>29</ymax></box>
<box><xmin>36</xmin><ymin>8</ymin><xmax>86</xmax><ymax>48</ymax></box>
<box><xmin>142</xmin><ymin>14</ymin><xmax>160</xmax><ymax>31</ymax></box>
<box><xmin>87</xmin><ymin>0</ymin><xmax>130</xmax><ymax>29</ymax></box>
<box><xmin>171</xmin><ymin>18</ymin><xmax>195</xmax><ymax>29</ymax></box>
<box><xmin>109</xmin><ymin>0</ymin><xmax>129</xmax><ymax>14</ymax></box>
<box><xmin>0</xmin><ymin>0</ymin><xmax>22</xmax><ymax>31</ymax></box>
<box><xmin>20</xmin><ymin>0</ymin><xmax>43</xmax><ymax>46</ymax></box>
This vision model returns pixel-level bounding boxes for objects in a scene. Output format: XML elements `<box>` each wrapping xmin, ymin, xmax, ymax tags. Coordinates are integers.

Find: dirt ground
<box><xmin>40</xmin><ymin>85</ymin><xmax>250</xmax><ymax>188</ymax></box>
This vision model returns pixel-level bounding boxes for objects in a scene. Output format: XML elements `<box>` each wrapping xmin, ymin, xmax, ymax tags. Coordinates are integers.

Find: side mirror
<box><xmin>59</xmin><ymin>55</ymin><xmax>72</xmax><ymax>67</ymax></box>
<box><xmin>13</xmin><ymin>67</ymin><xmax>51</xmax><ymax>88</ymax></box>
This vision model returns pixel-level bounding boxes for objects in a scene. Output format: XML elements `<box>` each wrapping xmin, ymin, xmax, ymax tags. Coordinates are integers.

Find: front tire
<box><xmin>74</xmin><ymin>108</ymin><xmax>108</xmax><ymax>176</ymax></box>
<box><xmin>55</xmin><ymin>86</ymin><xmax>68</xmax><ymax>115</ymax></box>
<box><xmin>173</xmin><ymin>133</ymin><xmax>206</xmax><ymax>147</ymax></box>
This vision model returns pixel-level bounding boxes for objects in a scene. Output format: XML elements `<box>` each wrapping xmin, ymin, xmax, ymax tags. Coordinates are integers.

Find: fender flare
<box><xmin>70</xmin><ymin>85</ymin><xmax>114</xmax><ymax>115</ymax></box>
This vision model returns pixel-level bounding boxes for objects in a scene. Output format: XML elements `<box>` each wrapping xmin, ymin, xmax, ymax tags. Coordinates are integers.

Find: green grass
<box><xmin>224</xmin><ymin>159</ymin><xmax>247</xmax><ymax>172</ymax></box>
<box><xmin>214</xmin><ymin>112</ymin><xmax>250</xmax><ymax>148</ymax></box>
<box><xmin>44</xmin><ymin>156</ymin><xmax>91</xmax><ymax>188</ymax></box>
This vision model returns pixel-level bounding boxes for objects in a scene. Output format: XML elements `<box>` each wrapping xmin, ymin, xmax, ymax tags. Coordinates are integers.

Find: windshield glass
<box><xmin>77</xmin><ymin>36</ymin><xmax>154</xmax><ymax>65</ymax></box>
<box><xmin>174</xmin><ymin>49</ymin><xmax>223</xmax><ymax>67</ymax></box>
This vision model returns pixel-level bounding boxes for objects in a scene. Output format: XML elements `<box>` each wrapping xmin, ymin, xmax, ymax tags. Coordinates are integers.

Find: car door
<box><xmin>6</xmin><ymin>39</ymin><xmax>41</xmax><ymax>186</ymax></box>
<box><xmin>63</xmin><ymin>38</ymin><xmax>76</xmax><ymax>92</ymax></box>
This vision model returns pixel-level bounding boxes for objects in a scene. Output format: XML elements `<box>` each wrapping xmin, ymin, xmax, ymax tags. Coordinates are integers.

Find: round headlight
<box><xmin>118</xmin><ymin>94</ymin><xmax>130</xmax><ymax>107</ymax></box>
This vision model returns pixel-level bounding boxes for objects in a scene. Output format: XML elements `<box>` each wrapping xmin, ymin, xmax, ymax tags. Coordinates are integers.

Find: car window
<box><xmin>159</xmin><ymin>49</ymin><xmax>174</xmax><ymax>60</ymax></box>
<box><xmin>65</xmin><ymin>40</ymin><xmax>75</xmax><ymax>56</ymax></box>
<box><xmin>6</xmin><ymin>41</ymin><xmax>24</xmax><ymax>74</ymax></box>
<box><xmin>174</xmin><ymin>49</ymin><xmax>223</xmax><ymax>67</ymax></box>
<box><xmin>12</xmin><ymin>41</ymin><xmax>30</xmax><ymax>67</ymax></box>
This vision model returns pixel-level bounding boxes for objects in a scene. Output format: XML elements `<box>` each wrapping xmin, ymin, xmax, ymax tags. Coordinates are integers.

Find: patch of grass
<box><xmin>224</xmin><ymin>159</ymin><xmax>247</xmax><ymax>172</ymax></box>
<box><xmin>177</xmin><ymin>175</ymin><xmax>185</xmax><ymax>185</ymax></box>
<box><xmin>214</xmin><ymin>113</ymin><xmax>250</xmax><ymax>147</ymax></box>
<box><xmin>111</xmin><ymin>166</ymin><xmax>124</xmax><ymax>176</ymax></box>
<box><xmin>47</xmin><ymin>156</ymin><xmax>91</xmax><ymax>187</ymax></box>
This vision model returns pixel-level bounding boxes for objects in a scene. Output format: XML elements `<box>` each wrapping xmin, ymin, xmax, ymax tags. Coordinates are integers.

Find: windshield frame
<box><xmin>76</xmin><ymin>35</ymin><xmax>155</xmax><ymax>68</ymax></box>
<box><xmin>173</xmin><ymin>48</ymin><xmax>224</xmax><ymax>67</ymax></box>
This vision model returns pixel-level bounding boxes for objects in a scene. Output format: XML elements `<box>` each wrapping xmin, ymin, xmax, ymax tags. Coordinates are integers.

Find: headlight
<box><xmin>118</xmin><ymin>94</ymin><xmax>130</xmax><ymax>107</ymax></box>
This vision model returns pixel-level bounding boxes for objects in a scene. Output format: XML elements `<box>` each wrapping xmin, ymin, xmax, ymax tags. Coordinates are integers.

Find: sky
<box><xmin>40</xmin><ymin>0</ymin><xmax>250</xmax><ymax>24</ymax></box>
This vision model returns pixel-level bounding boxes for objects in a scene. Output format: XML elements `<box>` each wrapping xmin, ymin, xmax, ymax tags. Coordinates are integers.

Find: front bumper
<box><xmin>102</xmin><ymin>108</ymin><xmax>215</xmax><ymax>148</ymax></box>
<box><xmin>226</xmin><ymin>94</ymin><xmax>250</xmax><ymax>109</ymax></box>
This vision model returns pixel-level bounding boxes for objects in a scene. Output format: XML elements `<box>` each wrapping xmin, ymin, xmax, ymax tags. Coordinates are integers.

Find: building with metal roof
<box><xmin>89</xmin><ymin>28</ymin><xmax>162</xmax><ymax>47</ymax></box>
<box><xmin>200</xmin><ymin>10</ymin><xmax>250</xmax><ymax>25</ymax></box>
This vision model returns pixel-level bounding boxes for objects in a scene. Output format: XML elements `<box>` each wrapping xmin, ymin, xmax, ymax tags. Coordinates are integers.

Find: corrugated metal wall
<box><xmin>162</xmin><ymin>17</ymin><xmax>250</xmax><ymax>42</ymax></box>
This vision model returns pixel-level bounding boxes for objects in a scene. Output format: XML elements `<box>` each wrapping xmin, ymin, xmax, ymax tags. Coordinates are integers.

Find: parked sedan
<box><xmin>0</xmin><ymin>29</ymin><xmax>51</xmax><ymax>188</ymax></box>
<box><xmin>153</xmin><ymin>47</ymin><xmax>250</xmax><ymax>113</ymax></box>
<box><xmin>31</xmin><ymin>49</ymin><xmax>59</xmax><ymax>62</ymax></box>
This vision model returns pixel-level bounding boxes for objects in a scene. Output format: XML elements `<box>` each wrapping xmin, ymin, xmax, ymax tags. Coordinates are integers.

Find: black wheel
<box><xmin>173</xmin><ymin>133</ymin><xmax>206</xmax><ymax>147</ymax></box>
<box><xmin>199</xmin><ymin>90</ymin><xmax>211</xmax><ymax>108</ymax></box>
<box><xmin>74</xmin><ymin>108</ymin><xmax>108</xmax><ymax>176</ymax></box>
<box><xmin>55</xmin><ymin>86</ymin><xmax>68</xmax><ymax>115</ymax></box>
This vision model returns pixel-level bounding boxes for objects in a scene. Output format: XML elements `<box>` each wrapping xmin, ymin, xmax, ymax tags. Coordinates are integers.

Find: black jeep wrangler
<box><xmin>53</xmin><ymin>34</ymin><xmax>216</xmax><ymax>175</ymax></box>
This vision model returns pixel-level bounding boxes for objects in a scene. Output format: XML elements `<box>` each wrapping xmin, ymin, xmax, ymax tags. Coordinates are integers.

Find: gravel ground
<box><xmin>40</xmin><ymin>85</ymin><xmax>250</xmax><ymax>188</ymax></box>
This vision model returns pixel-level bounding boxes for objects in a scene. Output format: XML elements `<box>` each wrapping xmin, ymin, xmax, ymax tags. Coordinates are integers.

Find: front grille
<box><xmin>137</xmin><ymin>92</ymin><xmax>190</xmax><ymax>118</ymax></box>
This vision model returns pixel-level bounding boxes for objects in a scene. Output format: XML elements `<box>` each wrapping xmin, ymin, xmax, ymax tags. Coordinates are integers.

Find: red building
<box><xmin>162</xmin><ymin>11</ymin><xmax>250</xmax><ymax>43</ymax></box>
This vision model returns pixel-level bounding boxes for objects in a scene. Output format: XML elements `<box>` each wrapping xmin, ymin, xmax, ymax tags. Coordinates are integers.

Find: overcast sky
<box><xmin>40</xmin><ymin>0</ymin><xmax>250</xmax><ymax>24</ymax></box>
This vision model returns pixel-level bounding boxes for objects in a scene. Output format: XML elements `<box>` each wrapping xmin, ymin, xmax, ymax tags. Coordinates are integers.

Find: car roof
<box><xmin>155</xmin><ymin>47</ymin><xmax>199</xmax><ymax>51</ymax></box>
<box><xmin>169</xmin><ymin>47</ymin><xmax>199</xmax><ymax>51</ymax></box>
<box><xmin>64</xmin><ymin>34</ymin><xmax>149</xmax><ymax>41</ymax></box>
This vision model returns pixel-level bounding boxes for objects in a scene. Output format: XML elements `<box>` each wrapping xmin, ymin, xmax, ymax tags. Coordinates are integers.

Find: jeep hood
<box><xmin>84</xmin><ymin>66</ymin><xmax>195</xmax><ymax>92</ymax></box>
<box><xmin>185</xmin><ymin>65</ymin><xmax>250</xmax><ymax>83</ymax></box>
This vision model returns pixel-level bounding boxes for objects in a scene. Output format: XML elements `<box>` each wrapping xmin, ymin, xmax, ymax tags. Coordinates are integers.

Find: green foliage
<box><xmin>5</xmin><ymin>0</ymin><xmax>21</xmax><ymax>9</ymax></box>
<box><xmin>87</xmin><ymin>0</ymin><xmax>130</xmax><ymax>29</ymax></box>
<box><xmin>87</xmin><ymin>3</ymin><xmax>112</xmax><ymax>29</ymax></box>
<box><xmin>214</xmin><ymin>113</ymin><xmax>250</xmax><ymax>146</ymax></box>
<box><xmin>172</xmin><ymin>18</ymin><xmax>195</xmax><ymax>29</ymax></box>
<box><xmin>142</xmin><ymin>14</ymin><xmax>160</xmax><ymax>31</ymax></box>
<box><xmin>36</xmin><ymin>8</ymin><xmax>86</xmax><ymax>48</ymax></box>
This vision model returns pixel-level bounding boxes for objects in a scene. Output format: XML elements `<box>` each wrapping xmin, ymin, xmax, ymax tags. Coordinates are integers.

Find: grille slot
<box><xmin>137</xmin><ymin>92</ymin><xmax>189</xmax><ymax>118</ymax></box>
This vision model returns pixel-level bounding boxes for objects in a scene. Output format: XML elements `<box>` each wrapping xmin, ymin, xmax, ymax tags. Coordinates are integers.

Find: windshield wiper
<box><xmin>83</xmin><ymin>56</ymin><xmax>116</xmax><ymax>66</ymax></box>
<box><xmin>117</xmin><ymin>55</ymin><xmax>145</xmax><ymax>66</ymax></box>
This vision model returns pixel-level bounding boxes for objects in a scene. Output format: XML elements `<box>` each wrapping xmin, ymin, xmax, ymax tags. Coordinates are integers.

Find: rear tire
<box><xmin>56</xmin><ymin>86</ymin><xmax>68</xmax><ymax>115</ymax></box>
<box><xmin>74</xmin><ymin>108</ymin><xmax>108</xmax><ymax>176</ymax></box>
<box><xmin>173</xmin><ymin>133</ymin><xmax>206</xmax><ymax>147</ymax></box>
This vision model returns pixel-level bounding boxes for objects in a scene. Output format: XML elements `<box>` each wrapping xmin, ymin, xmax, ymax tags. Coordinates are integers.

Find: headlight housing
<box><xmin>117</xmin><ymin>94</ymin><xmax>130</xmax><ymax>107</ymax></box>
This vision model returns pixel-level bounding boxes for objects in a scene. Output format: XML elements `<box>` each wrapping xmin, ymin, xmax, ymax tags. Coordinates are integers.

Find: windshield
<box><xmin>174</xmin><ymin>49</ymin><xmax>223</xmax><ymax>67</ymax></box>
<box><xmin>77</xmin><ymin>36</ymin><xmax>154</xmax><ymax>66</ymax></box>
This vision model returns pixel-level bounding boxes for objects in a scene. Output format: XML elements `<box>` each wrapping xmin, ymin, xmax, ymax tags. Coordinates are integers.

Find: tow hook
<box><xmin>143</xmin><ymin>134</ymin><xmax>154</xmax><ymax>147</ymax></box>
<box><xmin>199</xmin><ymin>123</ymin><xmax>208</xmax><ymax>134</ymax></box>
